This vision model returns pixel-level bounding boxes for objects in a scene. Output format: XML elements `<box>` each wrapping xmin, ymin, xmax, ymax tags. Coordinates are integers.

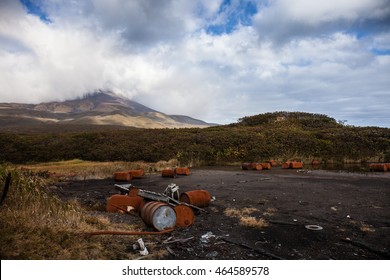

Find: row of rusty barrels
<box><xmin>242</xmin><ymin>160</ymin><xmax>305</xmax><ymax>170</ymax></box>
<box><xmin>106</xmin><ymin>188</ymin><xmax>211</xmax><ymax>231</ymax></box>
<box><xmin>369</xmin><ymin>163</ymin><xmax>390</xmax><ymax>172</ymax></box>
<box><xmin>161</xmin><ymin>167</ymin><xmax>190</xmax><ymax>178</ymax></box>
<box><xmin>113</xmin><ymin>169</ymin><xmax>145</xmax><ymax>182</ymax></box>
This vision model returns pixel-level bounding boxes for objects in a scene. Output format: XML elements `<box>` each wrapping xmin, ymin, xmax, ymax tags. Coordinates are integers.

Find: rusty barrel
<box><xmin>161</xmin><ymin>169</ymin><xmax>176</xmax><ymax>178</ymax></box>
<box><xmin>128</xmin><ymin>186</ymin><xmax>139</xmax><ymax>197</ymax></box>
<box><xmin>269</xmin><ymin>160</ymin><xmax>278</xmax><ymax>167</ymax></box>
<box><xmin>289</xmin><ymin>161</ymin><xmax>303</xmax><ymax>169</ymax></box>
<box><xmin>128</xmin><ymin>169</ymin><xmax>144</xmax><ymax>179</ymax></box>
<box><xmin>180</xmin><ymin>190</ymin><xmax>211</xmax><ymax>208</ymax></box>
<box><xmin>113</xmin><ymin>172</ymin><xmax>132</xmax><ymax>182</ymax></box>
<box><xmin>255</xmin><ymin>163</ymin><xmax>263</xmax><ymax>171</ymax></box>
<box><xmin>242</xmin><ymin>162</ymin><xmax>257</xmax><ymax>170</ymax></box>
<box><xmin>260</xmin><ymin>162</ymin><xmax>272</xmax><ymax>170</ymax></box>
<box><xmin>369</xmin><ymin>163</ymin><xmax>388</xmax><ymax>172</ymax></box>
<box><xmin>106</xmin><ymin>194</ymin><xmax>144</xmax><ymax>213</ymax></box>
<box><xmin>140</xmin><ymin>201</ymin><xmax>176</xmax><ymax>231</ymax></box>
<box><xmin>175</xmin><ymin>167</ymin><xmax>190</xmax><ymax>175</ymax></box>
<box><xmin>174</xmin><ymin>205</ymin><xmax>195</xmax><ymax>227</ymax></box>
<box><xmin>282</xmin><ymin>161</ymin><xmax>291</xmax><ymax>169</ymax></box>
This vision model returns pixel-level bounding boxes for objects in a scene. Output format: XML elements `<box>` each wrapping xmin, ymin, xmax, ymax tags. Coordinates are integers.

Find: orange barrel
<box><xmin>282</xmin><ymin>161</ymin><xmax>291</xmax><ymax>169</ymax></box>
<box><xmin>385</xmin><ymin>163</ymin><xmax>390</xmax><ymax>170</ymax></box>
<box><xmin>175</xmin><ymin>167</ymin><xmax>190</xmax><ymax>175</ymax></box>
<box><xmin>161</xmin><ymin>169</ymin><xmax>176</xmax><ymax>178</ymax></box>
<box><xmin>128</xmin><ymin>169</ymin><xmax>144</xmax><ymax>179</ymax></box>
<box><xmin>249</xmin><ymin>162</ymin><xmax>258</xmax><ymax>170</ymax></box>
<box><xmin>174</xmin><ymin>205</ymin><xmax>195</xmax><ymax>227</ymax></box>
<box><xmin>128</xmin><ymin>187</ymin><xmax>139</xmax><ymax>197</ymax></box>
<box><xmin>255</xmin><ymin>163</ymin><xmax>263</xmax><ymax>171</ymax></box>
<box><xmin>269</xmin><ymin>160</ymin><xmax>278</xmax><ymax>167</ymax></box>
<box><xmin>369</xmin><ymin>164</ymin><xmax>388</xmax><ymax>172</ymax></box>
<box><xmin>289</xmin><ymin>161</ymin><xmax>303</xmax><ymax>169</ymax></box>
<box><xmin>242</xmin><ymin>162</ymin><xmax>257</xmax><ymax>170</ymax></box>
<box><xmin>114</xmin><ymin>172</ymin><xmax>132</xmax><ymax>182</ymax></box>
<box><xmin>106</xmin><ymin>194</ymin><xmax>144</xmax><ymax>213</ymax></box>
<box><xmin>180</xmin><ymin>190</ymin><xmax>211</xmax><ymax>208</ymax></box>
<box><xmin>260</xmin><ymin>162</ymin><xmax>272</xmax><ymax>170</ymax></box>
<box><xmin>140</xmin><ymin>201</ymin><xmax>176</xmax><ymax>231</ymax></box>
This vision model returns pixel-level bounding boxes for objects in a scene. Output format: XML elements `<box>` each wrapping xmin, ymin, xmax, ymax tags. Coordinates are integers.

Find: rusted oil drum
<box><xmin>289</xmin><ymin>161</ymin><xmax>303</xmax><ymax>169</ymax></box>
<box><xmin>161</xmin><ymin>169</ymin><xmax>176</xmax><ymax>178</ymax></box>
<box><xmin>242</xmin><ymin>162</ymin><xmax>257</xmax><ymax>170</ymax></box>
<box><xmin>269</xmin><ymin>160</ymin><xmax>278</xmax><ymax>167</ymax></box>
<box><xmin>260</xmin><ymin>162</ymin><xmax>272</xmax><ymax>170</ymax></box>
<box><xmin>113</xmin><ymin>172</ymin><xmax>132</xmax><ymax>182</ymax></box>
<box><xmin>140</xmin><ymin>201</ymin><xmax>176</xmax><ymax>231</ymax></box>
<box><xmin>106</xmin><ymin>194</ymin><xmax>144</xmax><ymax>213</ymax></box>
<box><xmin>369</xmin><ymin>163</ymin><xmax>388</xmax><ymax>172</ymax></box>
<box><xmin>255</xmin><ymin>163</ymin><xmax>263</xmax><ymax>171</ymax></box>
<box><xmin>282</xmin><ymin>161</ymin><xmax>291</xmax><ymax>169</ymax></box>
<box><xmin>128</xmin><ymin>169</ymin><xmax>144</xmax><ymax>179</ymax></box>
<box><xmin>174</xmin><ymin>205</ymin><xmax>195</xmax><ymax>227</ymax></box>
<box><xmin>128</xmin><ymin>187</ymin><xmax>139</xmax><ymax>197</ymax></box>
<box><xmin>175</xmin><ymin>167</ymin><xmax>190</xmax><ymax>175</ymax></box>
<box><xmin>180</xmin><ymin>190</ymin><xmax>211</xmax><ymax>208</ymax></box>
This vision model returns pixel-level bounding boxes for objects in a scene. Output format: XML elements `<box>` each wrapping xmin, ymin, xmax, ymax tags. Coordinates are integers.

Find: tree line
<box><xmin>1</xmin><ymin>112</ymin><xmax>389</xmax><ymax>165</ymax></box>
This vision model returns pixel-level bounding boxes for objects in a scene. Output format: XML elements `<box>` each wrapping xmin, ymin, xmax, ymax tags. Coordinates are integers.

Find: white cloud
<box><xmin>253</xmin><ymin>0</ymin><xmax>390</xmax><ymax>43</ymax></box>
<box><xmin>0</xmin><ymin>0</ymin><xmax>389</xmax><ymax>127</ymax></box>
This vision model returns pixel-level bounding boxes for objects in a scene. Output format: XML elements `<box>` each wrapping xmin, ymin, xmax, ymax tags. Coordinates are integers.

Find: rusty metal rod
<box><xmin>84</xmin><ymin>228</ymin><xmax>174</xmax><ymax>236</ymax></box>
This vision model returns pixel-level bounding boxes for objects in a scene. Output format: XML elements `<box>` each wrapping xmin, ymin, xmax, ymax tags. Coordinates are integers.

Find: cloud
<box><xmin>253</xmin><ymin>0</ymin><xmax>390</xmax><ymax>43</ymax></box>
<box><xmin>0</xmin><ymin>0</ymin><xmax>389</xmax><ymax>127</ymax></box>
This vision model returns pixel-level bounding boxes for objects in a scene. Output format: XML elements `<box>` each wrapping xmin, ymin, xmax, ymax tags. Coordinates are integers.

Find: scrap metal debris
<box><xmin>107</xmin><ymin>183</ymin><xmax>212</xmax><ymax>232</ymax></box>
<box><xmin>305</xmin><ymin>225</ymin><xmax>323</xmax><ymax>231</ymax></box>
<box><xmin>133</xmin><ymin>238</ymin><xmax>149</xmax><ymax>256</ymax></box>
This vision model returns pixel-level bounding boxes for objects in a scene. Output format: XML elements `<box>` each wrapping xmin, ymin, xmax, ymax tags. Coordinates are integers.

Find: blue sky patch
<box><xmin>206</xmin><ymin>0</ymin><xmax>257</xmax><ymax>35</ymax></box>
<box><xmin>20</xmin><ymin>0</ymin><xmax>51</xmax><ymax>23</ymax></box>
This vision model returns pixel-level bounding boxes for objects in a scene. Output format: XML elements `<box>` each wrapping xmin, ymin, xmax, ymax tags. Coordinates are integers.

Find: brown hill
<box><xmin>0</xmin><ymin>91</ymin><xmax>213</xmax><ymax>131</ymax></box>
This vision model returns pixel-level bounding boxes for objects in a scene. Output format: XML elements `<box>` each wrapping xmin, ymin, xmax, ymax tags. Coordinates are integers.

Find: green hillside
<box><xmin>1</xmin><ymin>112</ymin><xmax>389</xmax><ymax>165</ymax></box>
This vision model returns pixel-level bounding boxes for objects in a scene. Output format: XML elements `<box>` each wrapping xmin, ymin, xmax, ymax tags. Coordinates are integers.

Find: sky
<box><xmin>0</xmin><ymin>0</ymin><xmax>390</xmax><ymax>127</ymax></box>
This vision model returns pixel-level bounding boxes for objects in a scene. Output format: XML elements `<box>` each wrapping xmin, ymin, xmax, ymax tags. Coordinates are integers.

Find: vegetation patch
<box><xmin>0</xmin><ymin>165</ymin><xmax>166</xmax><ymax>259</ymax></box>
<box><xmin>224</xmin><ymin>207</ymin><xmax>269</xmax><ymax>228</ymax></box>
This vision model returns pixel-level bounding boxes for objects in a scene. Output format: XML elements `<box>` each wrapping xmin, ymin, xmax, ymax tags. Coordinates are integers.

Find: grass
<box><xmin>19</xmin><ymin>159</ymin><xmax>179</xmax><ymax>180</ymax></box>
<box><xmin>0</xmin><ymin>164</ymin><xmax>170</xmax><ymax>259</ymax></box>
<box><xmin>224</xmin><ymin>207</ymin><xmax>270</xmax><ymax>228</ymax></box>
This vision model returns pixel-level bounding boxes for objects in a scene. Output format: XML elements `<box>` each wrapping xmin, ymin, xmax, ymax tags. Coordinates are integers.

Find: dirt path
<box><xmin>51</xmin><ymin>167</ymin><xmax>390</xmax><ymax>260</ymax></box>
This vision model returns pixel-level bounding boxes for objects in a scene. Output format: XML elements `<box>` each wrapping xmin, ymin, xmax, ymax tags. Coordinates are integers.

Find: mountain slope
<box><xmin>0</xmin><ymin>91</ymin><xmax>213</xmax><ymax>130</ymax></box>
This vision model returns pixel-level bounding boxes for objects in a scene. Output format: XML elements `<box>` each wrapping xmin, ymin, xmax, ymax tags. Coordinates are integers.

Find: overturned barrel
<box><xmin>161</xmin><ymin>169</ymin><xmax>176</xmax><ymax>178</ymax></box>
<box><xmin>128</xmin><ymin>169</ymin><xmax>144</xmax><ymax>179</ymax></box>
<box><xmin>369</xmin><ymin>163</ymin><xmax>388</xmax><ymax>172</ymax></box>
<box><xmin>268</xmin><ymin>160</ymin><xmax>278</xmax><ymax>167</ymax></box>
<box><xmin>140</xmin><ymin>201</ymin><xmax>176</xmax><ymax>231</ymax></box>
<box><xmin>175</xmin><ymin>167</ymin><xmax>190</xmax><ymax>176</ymax></box>
<box><xmin>128</xmin><ymin>186</ymin><xmax>139</xmax><ymax>197</ymax></box>
<box><xmin>113</xmin><ymin>172</ymin><xmax>132</xmax><ymax>182</ymax></box>
<box><xmin>180</xmin><ymin>190</ymin><xmax>211</xmax><ymax>208</ymax></box>
<box><xmin>255</xmin><ymin>163</ymin><xmax>263</xmax><ymax>171</ymax></box>
<box><xmin>174</xmin><ymin>205</ymin><xmax>195</xmax><ymax>227</ymax></box>
<box><xmin>289</xmin><ymin>161</ymin><xmax>303</xmax><ymax>169</ymax></box>
<box><xmin>260</xmin><ymin>162</ymin><xmax>272</xmax><ymax>170</ymax></box>
<box><xmin>106</xmin><ymin>194</ymin><xmax>144</xmax><ymax>213</ymax></box>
